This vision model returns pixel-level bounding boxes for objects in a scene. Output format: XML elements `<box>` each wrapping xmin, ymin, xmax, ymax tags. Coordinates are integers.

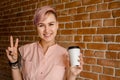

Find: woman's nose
<box><xmin>44</xmin><ymin>26</ymin><xmax>49</xmax><ymax>32</ymax></box>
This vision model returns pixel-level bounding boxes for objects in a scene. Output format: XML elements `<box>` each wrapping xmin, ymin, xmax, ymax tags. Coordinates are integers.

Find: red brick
<box><xmin>11</xmin><ymin>27</ymin><xmax>24</xmax><ymax>32</ymax></box>
<box><xmin>118</xmin><ymin>52</ymin><xmax>120</xmax><ymax>59</ymax></box>
<box><xmin>73</xmin><ymin>21</ymin><xmax>81</xmax><ymax>28</ymax></box>
<box><xmin>86</xmin><ymin>5</ymin><xmax>97</xmax><ymax>12</ymax></box>
<box><xmin>25</xmin><ymin>26</ymin><xmax>35</xmax><ymax>31</ymax></box>
<box><xmin>75</xmin><ymin>43</ymin><xmax>85</xmax><ymax>49</ymax></box>
<box><xmin>80</xmin><ymin>71</ymin><xmax>98</xmax><ymax>80</ymax></box>
<box><xmin>84</xmin><ymin>57</ymin><xmax>97</xmax><ymax>64</ymax></box>
<box><xmin>82</xmin><ymin>0</ymin><xmax>102</xmax><ymax>5</ymax></box>
<box><xmin>61</xmin><ymin>29</ymin><xmax>76</xmax><ymax>35</ymax></box>
<box><xmin>83</xmin><ymin>36</ymin><xmax>92</xmax><ymax>42</ymax></box>
<box><xmin>108</xmin><ymin>44</ymin><xmax>120</xmax><ymax>51</ymax></box>
<box><xmin>112</xmin><ymin>9</ymin><xmax>120</xmax><ymax>18</ymax></box>
<box><xmin>25</xmin><ymin>36</ymin><xmax>34</xmax><ymax>41</ymax></box>
<box><xmin>100</xmin><ymin>74</ymin><xmax>120</xmax><ymax>80</ymax></box>
<box><xmin>59</xmin><ymin>23</ymin><xmax>64</xmax><ymax>28</ymax></box>
<box><xmin>19</xmin><ymin>16</ymin><xmax>29</xmax><ymax>21</ymax></box>
<box><xmin>53</xmin><ymin>0</ymin><xmax>61</xmax><ymax>3</ymax></box>
<box><xmin>23</xmin><ymin>4</ymin><xmax>35</xmax><ymax>11</ymax></box>
<box><xmin>16</xmin><ymin>22</ymin><xmax>25</xmax><ymax>26</ymax></box>
<box><xmin>93</xmin><ymin>36</ymin><xmax>103</xmax><ymax>42</ymax></box>
<box><xmin>97</xmin><ymin>27</ymin><xmax>120</xmax><ymax>34</ymax></box>
<box><xmin>58</xmin><ymin>16</ymin><xmax>71</xmax><ymax>22</ymax></box>
<box><xmin>103</xmin><ymin>19</ymin><xmax>115</xmax><ymax>26</ymax></box>
<box><xmin>74</xmin><ymin>36</ymin><xmax>82</xmax><ymax>41</ymax></box>
<box><xmin>60</xmin><ymin>10</ymin><xmax>68</xmax><ymax>16</ymax></box>
<box><xmin>65</xmin><ymin>1</ymin><xmax>81</xmax><ymax>8</ymax></box>
<box><xmin>103</xmin><ymin>67</ymin><xmax>114</xmax><ymax>75</ymax></box>
<box><xmin>12</xmin><ymin>3</ymin><xmax>20</xmax><ymax>8</ymax></box>
<box><xmin>97</xmin><ymin>59</ymin><xmax>115</xmax><ymax>67</ymax></box>
<box><xmin>73</xmin><ymin>14</ymin><xmax>89</xmax><ymax>20</ymax></box>
<box><xmin>87</xmin><ymin>43</ymin><xmax>106</xmax><ymax>50</ymax></box>
<box><xmin>65</xmin><ymin>23</ymin><xmax>73</xmax><ymax>28</ymax></box>
<box><xmin>82</xmin><ymin>21</ymin><xmax>91</xmax><ymax>27</ymax></box>
<box><xmin>92</xmin><ymin>65</ymin><xmax>102</xmax><ymax>73</ymax></box>
<box><xmin>29</xmin><ymin>0</ymin><xmax>38</xmax><ymax>4</ymax></box>
<box><xmin>116</xmin><ymin>35</ymin><xmax>120</xmax><ymax>42</ymax></box>
<box><xmin>97</xmin><ymin>3</ymin><xmax>108</xmax><ymax>11</ymax></box>
<box><xmin>106</xmin><ymin>51</ymin><xmax>117</xmax><ymax>59</ymax></box>
<box><xmin>104</xmin><ymin>0</ymin><xmax>113</xmax><ymax>2</ymax></box>
<box><xmin>109</xmin><ymin>2</ymin><xmax>120</xmax><ymax>9</ymax></box>
<box><xmin>26</xmin><ymin>21</ymin><xmax>33</xmax><ymax>26</ymax></box>
<box><xmin>61</xmin><ymin>0</ymin><xmax>69</xmax><ymax>3</ymax></box>
<box><xmin>115</xmin><ymin>61</ymin><xmax>120</xmax><ymax>68</ymax></box>
<box><xmin>83</xmin><ymin>65</ymin><xmax>91</xmax><ymax>71</ymax></box>
<box><xmin>94</xmin><ymin>51</ymin><xmax>105</xmax><ymax>58</ymax></box>
<box><xmin>77</xmin><ymin>28</ymin><xmax>96</xmax><ymax>34</ymax></box>
<box><xmin>56</xmin><ymin>36</ymin><xmax>73</xmax><ymax>41</ymax></box>
<box><xmin>92</xmin><ymin>20</ymin><xmax>102</xmax><ymax>27</ymax></box>
<box><xmin>104</xmin><ymin>35</ymin><xmax>115</xmax><ymax>42</ymax></box>
<box><xmin>77</xmin><ymin>7</ymin><xmax>85</xmax><ymax>13</ymax></box>
<box><xmin>69</xmin><ymin>8</ymin><xmax>77</xmax><ymax>15</ymax></box>
<box><xmin>115</xmin><ymin>69</ymin><xmax>120</xmax><ymax>76</ymax></box>
<box><xmin>116</xmin><ymin>18</ymin><xmax>120</xmax><ymax>26</ymax></box>
<box><xmin>56</xmin><ymin>4</ymin><xmax>64</xmax><ymax>10</ymax></box>
<box><xmin>84</xmin><ymin>50</ymin><xmax>94</xmax><ymax>57</ymax></box>
<box><xmin>48</xmin><ymin>0</ymin><xmax>53</xmax><ymax>5</ymax></box>
<box><xmin>90</xmin><ymin>11</ymin><xmax>111</xmax><ymax>19</ymax></box>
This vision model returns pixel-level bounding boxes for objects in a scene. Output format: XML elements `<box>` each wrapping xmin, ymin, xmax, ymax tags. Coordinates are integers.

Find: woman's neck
<box><xmin>39</xmin><ymin>40</ymin><xmax>56</xmax><ymax>54</ymax></box>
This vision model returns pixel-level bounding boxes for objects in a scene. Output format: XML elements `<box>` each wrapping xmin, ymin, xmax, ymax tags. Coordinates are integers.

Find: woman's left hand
<box><xmin>70</xmin><ymin>53</ymin><xmax>84</xmax><ymax>76</ymax></box>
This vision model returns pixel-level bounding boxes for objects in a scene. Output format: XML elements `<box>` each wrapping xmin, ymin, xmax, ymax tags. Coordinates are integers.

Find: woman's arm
<box><xmin>6</xmin><ymin>36</ymin><xmax>23</xmax><ymax>80</ymax></box>
<box><xmin>65</xmin><ymin>53</ymin><xmax>84</xmax><ymax>80</ymax></box>
<box><xmin>11</xmin><ymin>68</ymin><xmax>22</xmax><ymax>80</ymax></box>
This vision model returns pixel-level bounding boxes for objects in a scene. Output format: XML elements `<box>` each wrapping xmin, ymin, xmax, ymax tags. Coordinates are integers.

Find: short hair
<box><xmin>33</xmin><ymin>6</ymin><xmax>57</xmax><ymax>26</ymax></box>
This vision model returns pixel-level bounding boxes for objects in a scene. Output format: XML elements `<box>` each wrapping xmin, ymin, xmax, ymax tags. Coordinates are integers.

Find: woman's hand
<box><xmin>6</xmin><ymin>36</ymin><xmax>19</xmax><ymax>63</ymax></box>
<box><xmin>70</xmin><ymin>53</ymin><xmax>84</xmax><ymax>76</ymax></box>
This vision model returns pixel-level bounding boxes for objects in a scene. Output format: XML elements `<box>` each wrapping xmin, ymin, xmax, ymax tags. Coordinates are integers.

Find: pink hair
<box><xmin>33</xmin><ymin>6</ymin><xmax>57</xmax><ymax>26</ymax></box>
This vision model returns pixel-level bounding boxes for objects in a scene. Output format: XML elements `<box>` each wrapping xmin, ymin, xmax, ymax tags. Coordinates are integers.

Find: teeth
<box><xmin>44</xmin><ymin>34</ymin><xmax>50</xmax><ymax>37</ymax></box>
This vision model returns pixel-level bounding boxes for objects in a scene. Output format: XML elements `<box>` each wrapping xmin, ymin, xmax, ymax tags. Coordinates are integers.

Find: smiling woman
<box><xmin>6</xmin><ymin>6</ymin><xmax>83</xmax><ymax>80</ymax></box>
<box><xmin>36</xmin><ymin>12</ymin><xmax>58</xmax><ymax>44</ymax></box>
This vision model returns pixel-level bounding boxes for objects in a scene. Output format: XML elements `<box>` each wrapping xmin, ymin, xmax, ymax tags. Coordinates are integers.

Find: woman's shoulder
<box><xmin>18</xmin><ymin>42</ymin><xmax>38</xmax><ymax>58</ymax></box>
<box><xmin>56</xmin><ymin>44</ymin><xmax>68</xmax><ymax>53</ymax></box>
<box><xmin>20</xmin><ymin>42</ymin><xmax>37</xmax><ymax>48</ymax></box>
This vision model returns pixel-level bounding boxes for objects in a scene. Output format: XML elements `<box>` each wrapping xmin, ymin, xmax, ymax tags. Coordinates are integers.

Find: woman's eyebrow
<box><xmin>48</xmin><ymin>21</ymin><xmax>56</xmax><ymax>23</ymax></box>
<box><xmin>38</xmin><ymin>21</ymin><xmax>56</xmax><ymax>25</ymax></box>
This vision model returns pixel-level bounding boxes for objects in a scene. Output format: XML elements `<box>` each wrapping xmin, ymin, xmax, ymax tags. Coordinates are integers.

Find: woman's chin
<box><xmin>43</xmin><ymin>38</ymin><xmax>54</xmax><ymax>43</ymax></box>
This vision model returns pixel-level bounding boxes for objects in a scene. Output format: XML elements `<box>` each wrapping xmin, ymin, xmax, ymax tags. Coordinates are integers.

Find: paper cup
<box><xmin>68</xmin><ymin>46</ymin><xmax>80</xmax><ymax>67</ymax></box>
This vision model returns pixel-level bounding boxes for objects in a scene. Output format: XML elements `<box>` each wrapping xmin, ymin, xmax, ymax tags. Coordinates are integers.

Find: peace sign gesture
<box><xmin>6</xmin><ymin>36</ymin><xmax>19</xmax><ymax>63</ymax></box>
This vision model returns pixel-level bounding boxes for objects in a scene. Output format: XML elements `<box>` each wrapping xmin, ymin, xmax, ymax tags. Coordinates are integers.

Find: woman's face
<box><xmin>36</xmin><ymin>13</ymin><xmax>58</xmax><ymax>43</ymax></box>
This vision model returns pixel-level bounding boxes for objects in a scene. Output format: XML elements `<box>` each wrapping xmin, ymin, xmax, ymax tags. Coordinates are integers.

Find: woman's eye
<box><xmin>39</xmin><ymin>25</ymin><xmax>44</xmax><ymax>27</ymax></box>
<box><xmin>49</xmin><ymin>23</ymin><xmax>54</xmax><ymax>26</ymax></box>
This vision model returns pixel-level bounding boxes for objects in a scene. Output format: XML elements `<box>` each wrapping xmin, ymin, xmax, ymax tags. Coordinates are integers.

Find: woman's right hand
<box><xmin>6</xmin><ymin>36</ymin><xmax>19</xmax><ymax>63</ymax></box>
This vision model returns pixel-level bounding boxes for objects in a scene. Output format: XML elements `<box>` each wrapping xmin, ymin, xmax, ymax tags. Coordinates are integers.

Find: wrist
<box><xmin>68</xmin><ymin>72</ymin><xmax>76</xmax><ymax>80</ymax></box>
<box><xmin>9</xmin><ymin>60</ymin><xmax>19</xmax><ymax>69</ymax></box>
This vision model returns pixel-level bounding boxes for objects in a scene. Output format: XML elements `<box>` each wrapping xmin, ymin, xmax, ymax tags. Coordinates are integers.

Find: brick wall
<box><xmin>0</xmin><ymin>0</ymin><xmax>120</xmax><ymax>80</ymax></box>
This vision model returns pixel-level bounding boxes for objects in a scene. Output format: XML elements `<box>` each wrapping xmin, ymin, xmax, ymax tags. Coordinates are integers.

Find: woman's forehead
<box><xmin>38</xmin><ymin>13</ymin><xmax>57</xmax><ymax>24</ymax></box>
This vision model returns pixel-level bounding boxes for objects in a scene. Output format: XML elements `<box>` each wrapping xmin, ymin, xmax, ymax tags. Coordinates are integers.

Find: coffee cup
<box><xmin>68</xmin><ymin>46</ymin><xmax>80</xmax><ymax>67</ymax></box>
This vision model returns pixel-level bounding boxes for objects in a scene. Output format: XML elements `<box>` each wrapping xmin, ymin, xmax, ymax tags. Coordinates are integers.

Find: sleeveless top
<box><xmin>19</xmin><ymin>42</ymin><xmax>69</xmax><ymax>80</ymax></box>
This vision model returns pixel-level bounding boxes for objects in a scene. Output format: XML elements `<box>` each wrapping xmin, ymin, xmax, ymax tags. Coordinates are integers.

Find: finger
<box><xmin>15</xmin><ymin>38</ymin><xmax>19</xmax><ymax>48</ymax></box>
<box><xmin>8</xmin><ymin>47</ymin><xmax>12</xmax><ymax>51</ymax></box>
<box><xmin>6</xmin><ymin>49</ymin><xmax>12</xmax><ymax>58</ymax></box>
<box><xmin>10</xmin><ymin>36</ymin><xmax>14</xmax><ymax>47</ymax></box>
<box><xmin>6</xmin><ymin>49</ymin><xmax>13</xmax><ymax>62</ymax></box>
<box><xmin>8</xmin><ymin>47</ymin><xmax>14</xmax><ymax>56</ymax></box>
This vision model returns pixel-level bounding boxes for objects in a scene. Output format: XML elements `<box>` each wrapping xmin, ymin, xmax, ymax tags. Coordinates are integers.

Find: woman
<box><xmin>6</xmin><ymin>6</ymin><xmax>83</xmax><ymax>80</ymax></box>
